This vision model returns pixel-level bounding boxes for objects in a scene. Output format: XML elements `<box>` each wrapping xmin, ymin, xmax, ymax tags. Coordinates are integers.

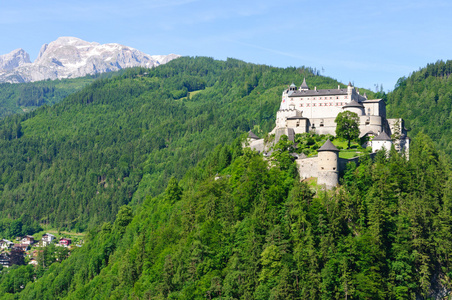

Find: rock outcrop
<box><xmin>0</xmin><ymin>49</ymin><xmax>31</xmax><ymax>71</ymax></box>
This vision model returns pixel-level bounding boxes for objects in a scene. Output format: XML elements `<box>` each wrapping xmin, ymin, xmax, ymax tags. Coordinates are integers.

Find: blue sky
<box><xmin>1</xmin><ymin>0</ymin><xmax>451</xmax><ymax>91</ymax></box>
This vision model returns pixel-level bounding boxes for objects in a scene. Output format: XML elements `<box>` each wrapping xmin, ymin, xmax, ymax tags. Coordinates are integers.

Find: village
<box><xmin>0</xmin><ymin>233</ymin><xmax>83</xmax><ymax>268</ymax></box>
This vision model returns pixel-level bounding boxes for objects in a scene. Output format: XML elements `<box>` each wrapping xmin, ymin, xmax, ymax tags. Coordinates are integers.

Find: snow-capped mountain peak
<box><xmin>0</xmin><ymin>37</ymin><xmax>180</xmax><ymax>83</ymax></box>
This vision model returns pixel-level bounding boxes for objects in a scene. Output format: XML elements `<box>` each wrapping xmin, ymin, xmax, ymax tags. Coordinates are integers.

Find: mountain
<box><xmin>0</xmin><ymin>57</ymin><xmax>450</xmax><ymax>299</ymax></box>
<box><xmin>0</xmin><ymin>37</ymin><xmax>180</xmax><ymax>83</ymax></box>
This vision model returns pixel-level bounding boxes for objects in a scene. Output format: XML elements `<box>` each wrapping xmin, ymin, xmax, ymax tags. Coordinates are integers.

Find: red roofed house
<box><xmin>59</xmin><ymin>238</ymin><xmax>72</xmax><ymax>247</ymax></box>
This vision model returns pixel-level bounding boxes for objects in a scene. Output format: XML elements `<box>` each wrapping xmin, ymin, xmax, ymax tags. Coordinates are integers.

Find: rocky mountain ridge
<box><xmin>0</xmin><ymin>37</ymin><xmax>180</xmax><ymax>83</ymax></box>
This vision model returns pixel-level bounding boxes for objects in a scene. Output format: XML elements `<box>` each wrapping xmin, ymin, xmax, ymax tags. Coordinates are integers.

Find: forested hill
<box><xmin>8</xmin><ymin>132</ymin><xmax>452</xmax><ymax>299</ymax></box>
<box><xmin>1</xmin><ymin>57</ymin><xmax>452</xmax><ymax>298</ymax></box>
<box><xmin>387</xmin><ymin>59</ymin><xmax>452</xmax><ymax>155</ymax></box>
<box><xmin>0</xmin><ymin>57</ymin><xmax>347</xmax><ymax>236</ymax></box>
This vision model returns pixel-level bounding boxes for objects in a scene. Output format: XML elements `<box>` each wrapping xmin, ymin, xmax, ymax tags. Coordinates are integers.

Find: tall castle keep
<box><xmin>248</xmin><ymin>79</ymin><xmax>410</xmax><ymax>189</ymax></box>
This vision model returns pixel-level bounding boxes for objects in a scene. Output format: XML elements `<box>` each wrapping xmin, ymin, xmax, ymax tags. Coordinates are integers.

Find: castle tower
<box><xmin>347</xmin><ymin>81</ymin><xmax>353</xmax><ymax>97</ymax></box>
<box><xmin>371</xmin><ymin>131</ymin><xmax>392</xmax><ymax>152</ymax></box>
<box><xmin>317</xmin><ymin>140</ymin><xmax>339</xmax><ymax>189</ymax></box>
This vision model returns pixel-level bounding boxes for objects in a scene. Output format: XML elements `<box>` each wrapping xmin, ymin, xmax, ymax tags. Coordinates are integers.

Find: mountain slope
<box><xmin>9</xmin><ymin>132</ymin><xmax>452</xmax><ymax>299</ymax></box>
<box><xmin>0</xmin><ymin>69</ymin><xmax>128</xmax><ymax>118</ymax></box>
<box><xmin>387</xmin><ymin>60</ymin><xmax>452</xmax><ymax>155</ymax></box>
<box><xmin>0</xmin><ymin>57</ymin><xmax>345</xmax><ymax>235</ymax></box>
<box><xmin>0</xmin><ymin>37</ymin><xmax>180</xmax><ymax>83</ymax></box>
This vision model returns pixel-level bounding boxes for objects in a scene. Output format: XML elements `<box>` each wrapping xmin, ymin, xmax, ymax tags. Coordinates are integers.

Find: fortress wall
<box><xmin>317</xmin><ymin>172</ymin><xmax>339</xmax><ymax>189</ymax></box>
<box><xmin>276</xmin><ymin>109</ymin><xmax>299</xmax><ymax>127</ymax></box>
<box><xmin>296</xmin><ymin>157</ymin><xmax>319</xmax><ymax>179</ymax></box>
<box><xmin>309</xmin><ymin>118</ymin><xmax>336</xmax><ymax>136</ymax></box>
<box><xmin>249</xmin><ymin>139</ymin><xmax>265</xmax><ymax>153</ymax></box>
<box><xmin>314</xmin><ymin>127</ymin><xmax>336</xmax><ymax>136</ymax></box>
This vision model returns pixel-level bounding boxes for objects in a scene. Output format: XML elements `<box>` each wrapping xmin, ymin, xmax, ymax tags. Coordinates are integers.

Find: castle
<box><xmin>248</xmin><ymin>79</ymin><xmax>410</xmax><ymax>189</ymax></box>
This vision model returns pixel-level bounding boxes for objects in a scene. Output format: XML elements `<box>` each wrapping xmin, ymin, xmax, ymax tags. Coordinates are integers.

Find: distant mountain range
<box><xmin>0</xmin><ymin>37</ymin><xmax>180</xmax><ymax>83</ymax></box>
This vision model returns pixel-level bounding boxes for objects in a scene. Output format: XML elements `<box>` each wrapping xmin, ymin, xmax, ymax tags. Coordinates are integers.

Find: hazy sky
<box><xmin>1</xmin><ymin>0</ymin><xmax>451</xmax><ymax>91</ymax></box>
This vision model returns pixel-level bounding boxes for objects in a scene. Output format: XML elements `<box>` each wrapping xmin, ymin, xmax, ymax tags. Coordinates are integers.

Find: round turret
<box><xmin>342</xmin><ymin>100</ymin><xmax>364</xmax><ymax>116</ymax></box>
<box><xmin>317</xmin><ymin>140</ymin><xmax>339</xmax><ymax>188</ymax></box>
<box><xmin>371</xmin><ymin>131</ymin><xmax>392</xmax><ymax>152</ymax></box>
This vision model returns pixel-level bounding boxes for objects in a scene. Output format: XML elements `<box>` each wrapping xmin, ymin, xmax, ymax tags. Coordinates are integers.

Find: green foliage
<box><xmin>0</xmin><ymin>56</ymin><xmax>344</xmax><ymax>233</ymax></box>
<box><xmin>387</xmin><ymin>59</ymin><xmax>452</xmax><ymax>156</ymax></box>
<box><xmin>4</xmin><ymin>131</ymin><xmax>450</xmax><ymax>299</ymax></box>
<box><xmin>164</xmin><ymin>177</ymin><xmax>182</xmax><ymax>204</ymax></box>
<box><xmin>0</xmin><ymin>74</ymin><xmax>111</xmax><ymax>118</ymax></box>
<box><xmin>335</xmin><ymin>111</ymin><xmax>360</xmax><ymax>149</ymax></box>
<box><xmin>3</xmin><ymin>57</ymin><xmax>452</xmax><ymax>299</ymax></box>
<box><xmin>270</xmin><ymin>135</ymin><xmax>296</xmax><ymax>172</ymax></box>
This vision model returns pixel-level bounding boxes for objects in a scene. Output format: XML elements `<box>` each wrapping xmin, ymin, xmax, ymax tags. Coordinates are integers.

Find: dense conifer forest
<box><xmin>0</xmin><ymin>57</ymin><xmax>345</xmax><ymax>237</ymax></box>
<box><xmin>0</xmin><ymin>57</ymin><xmax>451</xmax><ymax>299</ymax></box>
<box><xmin>0</xmin><ymin>76</ymin><xmax>95</xmax><ymax>118</ymax></box>
<box><xmin>3</xmin><ymin>132</ymin><xmax>451</xmax><ymax>299</ymax></box>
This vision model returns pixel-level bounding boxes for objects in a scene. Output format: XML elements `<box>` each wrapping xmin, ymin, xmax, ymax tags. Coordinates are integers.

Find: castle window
<box><xmin>333</xmin><ymin>167</ymin><xmax>336</xmax><ymax>170</ymax></box>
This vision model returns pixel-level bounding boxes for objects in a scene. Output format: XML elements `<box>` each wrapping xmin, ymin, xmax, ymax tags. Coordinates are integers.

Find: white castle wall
<box><xmin>296</xmin><ymin>157</ymin><xmax>318</xmax><ymax>179</ymax></box>
<box><xmin>344</xmin><ymin>106</ymin><xmax>364</xmax><ymax>116</ymax></box>
<box><xmin>372</xmin><ymin>140</ymin><xmax>393</xmax><ymax>152</ymax></box>
<box><xmin>362</xmin><ymin>100</ymin><xmax>385</xmax><ymax>118</ymax></box>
